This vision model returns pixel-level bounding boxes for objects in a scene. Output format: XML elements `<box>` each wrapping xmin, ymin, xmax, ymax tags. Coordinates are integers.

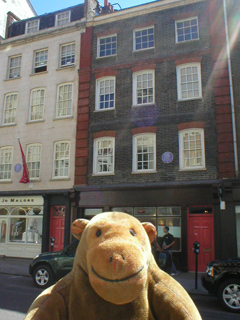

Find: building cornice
<box><xmin>86</xmin><ymin>0</ymin><xmax>206</xmax><ymax>27</ymax></box>
<box><xmin>0</xmin><ymin>22</ymin><xmax>85</xmax><ymax>50</ymax></box>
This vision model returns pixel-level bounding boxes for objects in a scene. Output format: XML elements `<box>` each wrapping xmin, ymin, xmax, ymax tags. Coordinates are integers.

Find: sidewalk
<box><xmin>0</xmin><ymin>256</ymin><xmax>208</xmax><ymax>296</ymax></box>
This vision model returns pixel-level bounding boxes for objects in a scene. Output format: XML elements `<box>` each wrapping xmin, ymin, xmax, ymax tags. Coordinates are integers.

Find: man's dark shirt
<box><xmin>161</xmin><ymin>233</ymin><xmax>174</xmax><ymax>249</ymax></box>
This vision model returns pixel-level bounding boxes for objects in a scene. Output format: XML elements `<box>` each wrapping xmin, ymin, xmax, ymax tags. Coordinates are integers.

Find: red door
<box><xmin>188</xmin><ymin>212</ymin><xmax>215</xmax><ymax>272</ymax></box>
<box><xmin>49</xmin><ymin>206</ymin><xmax>65</xmax><ymax>252</ymax></box>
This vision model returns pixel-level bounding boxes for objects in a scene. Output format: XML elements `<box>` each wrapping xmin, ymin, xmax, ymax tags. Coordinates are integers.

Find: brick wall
<box><xmin>84</xmin><ymin>1</ymin><xmax>219</xmax><ymax>186</ymax></box>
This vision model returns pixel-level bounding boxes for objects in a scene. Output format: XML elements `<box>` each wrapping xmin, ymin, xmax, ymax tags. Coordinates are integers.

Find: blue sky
<box><xmin>31</xmin><ymin>0</ymin><xmax>154</xmax><ymax>15</ymax></box>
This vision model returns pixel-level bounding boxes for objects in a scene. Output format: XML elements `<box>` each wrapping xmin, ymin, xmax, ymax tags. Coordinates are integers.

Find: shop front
<box><xmin>75</xmin><ymin>183</ymin><xmax>216</xmax><ymax>271</ymax></box>
<box><xmin>0</xmin><ymin>195</ymin><xmax>43</xmax><ymax>258</ymax></box>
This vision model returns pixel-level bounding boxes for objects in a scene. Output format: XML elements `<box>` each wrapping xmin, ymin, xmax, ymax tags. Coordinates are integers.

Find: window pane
<box><xmin>54</xmin><ymin>142</ymin><xmax>70</xmax><ymax>177</ymax></box>
<box><xmin>181</xmin><ymin>130</ymin><xmax>204</xmax><ymax>169</ymax></box>
<box><xmin>98</xmin><ymin>78</ymin><xmax>115</xmax><ymax>110</ymax></box>
<box><xmin>134</xmin><ymin>134</ymin><xmax>155</xmax><ymax>171</ymax></box>
<box><xmin>9</xmin><ymin>56</ymin><xmax>21</xmax><ymax>78</ymax></box>
<box><xmin>98</xmin><ymin>35</ymin><xmax>117</xmax><ymax>57</ymax></box>
<box><xmin>176</xmin><ymin>18</ymin><xmax>199</xmax><ymax>43</ymax></box>
<box><xmin>179</xmin><ymin>65</ymin><xmax>200</xmax><ymax>100</ymax></box>
<box><xmin>30</xmin><ymin>89</ymin><xmax>45</xmax><ymax>121</ymax></box>
<box><xmin>61</xmin><ymin>43</ymin><xmax>75</xmax><ymax>66</ymax></box>
<box><xmin>56</xmin><ymin>11</ymin><xmax>70</xmax><ymax>26</ymax></box>
<box><xmin>27</xmin><ymin>145</ymin><xmax>41</xmax><ymax>179</ymax></box>
<box><xmin>57</xmin><ymin>84</ymin><xmax>73</xmax><ymax>117</ymax></box>
<box><xmin>0</xmin><ymin>147</ymin><xmax>13</xmax><ymax>180</ymax></box>
<box><xmin>34</xmin><ymin>50</ymin><xmax>48</xmax><ymax>73</ymax></box>
<box><xmin>134</xmin><ymin>27</ymin><xmax>154</xmax><ymax>50</ymax></box>
<box><xmin>3</xmin><ymin>93</ymin><xmax>18</xmax><ymax>124</ymax></box>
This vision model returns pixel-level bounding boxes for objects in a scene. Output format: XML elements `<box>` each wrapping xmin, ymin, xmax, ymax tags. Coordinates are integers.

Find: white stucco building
<box><xmin>0</xmin><ymin>0</ymin><xmax>36</xmax><ymax>39</ymax></box>
<box><xmin>0</xmin><ymin>3</ymin><xmax>86</xmax><ymax>258</ymax></box>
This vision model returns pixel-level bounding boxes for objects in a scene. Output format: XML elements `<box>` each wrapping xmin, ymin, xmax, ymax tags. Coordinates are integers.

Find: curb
<box><xmin>0</xmin><ymin>271</ymin><xmax>31</xmax><ymax>277</ymax></box>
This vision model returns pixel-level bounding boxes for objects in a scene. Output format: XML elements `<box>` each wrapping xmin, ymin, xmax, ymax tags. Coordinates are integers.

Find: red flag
<box><xmin>18</xmin><ymin>139</ymin><xmax>30</xmax><ymax>184</ymax></box>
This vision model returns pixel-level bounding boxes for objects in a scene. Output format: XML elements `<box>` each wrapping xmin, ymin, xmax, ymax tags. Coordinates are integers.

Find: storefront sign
<box><xmin>0</xmin><ymin>196</ymin><xmax>43</xmax><ymax>206</ymax></box>
<box><xmin>14</xmin><ymin>163</ymin><xmax>22</xmax><ymax>172</ymax></box>
<box><xmin>161</xmin><ymin>152</ymin><xmax>173</xmax><ymax>163</ymax></box>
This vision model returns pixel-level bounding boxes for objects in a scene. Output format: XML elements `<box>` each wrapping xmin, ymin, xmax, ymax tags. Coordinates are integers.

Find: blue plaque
<box><xmin>14</xmin><ymin>163</ymin><xmax>22</xmax><ymax>172</ymax></box>
<box><xmin>161</xmin><ymin>152</ymin><xmax>173</xmax><ymax>164</ymax></box>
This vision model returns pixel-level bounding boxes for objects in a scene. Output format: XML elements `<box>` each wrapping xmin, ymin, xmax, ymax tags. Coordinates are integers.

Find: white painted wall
<box><xmin>0</xmin><ymin>0</ymin><xmax>36</xmax><ymax>38</ymax></box>
<box><xmin>0</xmin><ymin>24</ymin><xmax>83</xmax><ymax>192</ymax></box>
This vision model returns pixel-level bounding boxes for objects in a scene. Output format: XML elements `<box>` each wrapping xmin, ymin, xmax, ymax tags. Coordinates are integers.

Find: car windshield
<box><xmin>65</xmin><ymin>241</ymin><xmax>78</xmax><ymax>257</ymax></box>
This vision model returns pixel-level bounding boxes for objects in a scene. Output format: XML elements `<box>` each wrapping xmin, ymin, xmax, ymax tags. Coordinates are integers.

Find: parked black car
<box><xmin>201</xmin><ymin>257</ymin><xmax>240</xmax><ymax>313</ymax></box>
<box><xmin>29</xmin><ymin>240</ymin><xmax>78</xmax><ymax>288</ymax></box>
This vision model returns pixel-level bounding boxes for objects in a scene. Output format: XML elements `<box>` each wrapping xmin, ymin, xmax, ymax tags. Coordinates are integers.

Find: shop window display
<box><xmin>0</xmin><ymin>206</ymin><xmax>43</xmax><ymax>244</ymax></box>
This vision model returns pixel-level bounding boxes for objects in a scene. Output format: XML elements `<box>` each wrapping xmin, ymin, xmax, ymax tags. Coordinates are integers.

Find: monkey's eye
<box><xmin>130</xmin><ymin>229</ymin><xmax>136</xmax><ymax>236</ymax></box>
<box><xmin>96</xmin><ymin>229</ymin><xmax>102</xmax><ymax>237</ymax></box>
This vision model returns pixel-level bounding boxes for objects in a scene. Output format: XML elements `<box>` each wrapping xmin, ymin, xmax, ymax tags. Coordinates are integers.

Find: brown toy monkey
<box><xmin>25</xmin><ymin>212</ymin><xmax>202</xmax><ymax>320</ymax></box>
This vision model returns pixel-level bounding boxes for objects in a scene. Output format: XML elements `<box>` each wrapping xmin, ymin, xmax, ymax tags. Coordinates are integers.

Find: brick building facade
<box><xmin>74</xmin><ymin>0</ymin><xmax>240</xmax><ymax>271</ymax></box>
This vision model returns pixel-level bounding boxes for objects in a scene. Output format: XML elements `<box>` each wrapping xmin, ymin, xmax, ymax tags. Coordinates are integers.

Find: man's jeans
<box><xmin>167</xmin><ymin>249</ymin><xmax>177</xmax><ymax>274</ymax></box>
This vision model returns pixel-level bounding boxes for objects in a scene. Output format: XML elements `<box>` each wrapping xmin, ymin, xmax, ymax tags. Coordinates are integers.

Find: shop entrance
<box><xmin>49</xmin><ymin>206</ymin><xmax>65</xmax><ymax>252</ymax></box>
<box><xmin>187</xmin><ymin>207</ymin><xmax>215</xmax><ymax>272</ymax></box>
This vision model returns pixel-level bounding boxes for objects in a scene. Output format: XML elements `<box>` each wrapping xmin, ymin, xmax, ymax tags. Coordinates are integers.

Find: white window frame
<box><xmin>93</xmin><ymin>137</ymin><xmax>115</xmax><ymax>175</ymax></box>
<box><xmin>8</xmin><ymin>55</ymin><xmax>21</xmax><ymax>79</ymax></box>
<box><xmin>175</xmin><ymin>16</ymin><xmax>199</xmax><ymax>43</ymax></box>
<box><xmin>133</xmin><ymin>26</ymin><xmax>155</xmax><ymax>51</ymax></box>
<box><xmin>132</xmin><ymin>69</ymin><xmax>155</xmax><ymax>106</ymax></box>
<box><xmin>97</xmin><ymin>34</ymin><xmax>117</xmax><ymax>58</ymax></box>
<box><xmin>3</xmin><ymin>92</ymin><xmax>18</xmax><ymax>125</ymax></box>
<box><xmin>25</xmin><ymin>20</ymin><xmax>39</xmax><ymax>34</ymax></box>
<box><xmin>29</xmin><ymin>88</ymin><xmax>45</xmax><ymax>122</ymax></box>
<box><xmin>55</xmin><ymin>11</ymin><xmax>70</xmax><ymax>27</ymax></box>
<box><xmin>26</xmin><ymin>144</ymin><xmax>42</xmax><ymax>180</ymax></box>
<box><xmin>60</xmin><ymin>42</ymin><xmax>75</xmax><ymax>67</ymax></box>
<box><xmin>34</xmin><ymin>49</ymin><xmax>48</xmax><ymax>74</ymax></box>
<box><xmin>0</xmin><ymin>146</ymin><xmax>13</xmax><ymax>181</ymax></box>
<box><xmin>179</xmin><ymin>128</ymin><xmax>205</xmax><ymax>170</ymax></box>
<box><xmin>56</xmin><ymin>83</ymin><xmax>73</xmax><ymax>118</ymax></box>
<box><xmin>53</xmin><ymin>141</ymin><xmax>70</xmax><ymax>178</ymax></box>
<box><xmin>95</xmin><ymin>77</ymin><xmax>116</xmax><ymax>111</ymax></box>
<box><xmin>177</xmin><ymin>63</ymin><xmax>202</xmax><ymax>101</ymax></box>
<box><xmin>132</xmin><ymin>133</ymin><xmax>156</xmax><ymax>173</ymax></box>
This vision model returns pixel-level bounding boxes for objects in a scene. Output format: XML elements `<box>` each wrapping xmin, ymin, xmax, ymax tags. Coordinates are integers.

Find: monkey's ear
<box><xmin>71</xmin><ymin>219</ymin><xmax>89</xmax><ymax>240</ymax></box>
<box><xmin>142</xmin><ymin>222</ymin><xmax>157</xmax><ymax>243</ymax></box>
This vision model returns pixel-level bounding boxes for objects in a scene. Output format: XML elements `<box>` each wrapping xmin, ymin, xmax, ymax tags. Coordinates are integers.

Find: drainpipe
<box><xmin>223</xmin><ymin>0</ymin><xmax>238</xmax><ymax>176</ymax></box>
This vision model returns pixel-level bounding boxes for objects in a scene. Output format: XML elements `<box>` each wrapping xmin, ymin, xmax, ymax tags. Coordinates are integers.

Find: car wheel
<box><xmin>218</xmin><ymin>278</ymin><xmax>240</xmax><ymax>313</ymax></box>
<box><xmin>33</xmin><ymin>265</ymin><xmax>54</xmax><ymax>289</ymax></box>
